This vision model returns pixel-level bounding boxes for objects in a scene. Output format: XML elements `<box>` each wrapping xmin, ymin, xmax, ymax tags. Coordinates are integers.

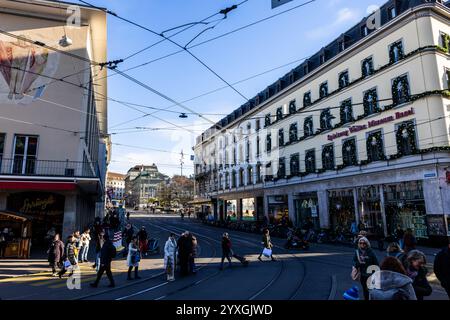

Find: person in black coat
<box><xmin>433</xmin><ymin>237</ymin><xmax>450</xmax><ymax>299</ymax></box>
<box><xmin>177</xmin><ymin>232</ymin><xmax>191</xmax><ymax>276</ymax></box>
<box><xmin>404</xmin><ymin>250</ymin><xmax>432</xmax><ymax>300</ymax></box>
<box><xmin>90</xmin><ymin>233</ymin><xmax>116</xmax><ymax>288</ymax></box>
<box><xmin>220</xmin><ymin>233</ymin><xmax>232</xmax><ymax>270</ymax></box>
<box><xmin>352</xmin><ymin>237</ymin><xmax>379</xmax><ymax>300</ymax></box>
<box><xmin>122</xmin><ymin>223</ymin><xmax>134</xmax><ymax>256</ymax></box>
<box><xmin>48</xmin><ymin>234</ymin><xmax>64</xmax><ymax>276</ymax></box>
<box><xmin>58</xmin><ymin>235</ymin><xmax>77</xmax><ymax>278</ymax></box>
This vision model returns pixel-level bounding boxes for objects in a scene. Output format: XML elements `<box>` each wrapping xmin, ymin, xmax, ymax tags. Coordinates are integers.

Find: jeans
<box><xmin>95</xmin><ymin>252</ymin><xmax>101</xmax><ymax>272</ymax></box>
<box><xmin>80</xmin><ymin>244</ymin><xmax>89</xmax><ymax>261</ymax></box>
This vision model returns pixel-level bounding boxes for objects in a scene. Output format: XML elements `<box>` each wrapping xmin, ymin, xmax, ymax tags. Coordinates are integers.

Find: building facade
<box><xmin>125</xmin><ymin>164</ymin><xmax>169</xmax><ymax>208</ymax></box>
<box><xmin>194</xmin><ymin>0</ymin><xmax>450</xmax><ymax>244</ymax></box>
<box><xmin>0</xmin><ymin>0</ymin><xmax>109</xmax><ymax>254</ymax></box>
<box><xmin>106</xmin><ymin>172</ymin><xmax>125</xmax><ymax>205</ymax></box>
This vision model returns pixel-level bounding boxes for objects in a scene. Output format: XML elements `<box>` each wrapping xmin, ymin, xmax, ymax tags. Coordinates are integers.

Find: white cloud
<box><xmin>305</xmin><ymin>7</ymin><xmax>362</xmax><ymax>39</ymax></box>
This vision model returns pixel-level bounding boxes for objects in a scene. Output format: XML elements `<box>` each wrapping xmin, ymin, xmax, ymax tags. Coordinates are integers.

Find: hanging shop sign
<box><xmin>328</xmin><ymin>108</ymin><xmax>415</xmax><ymax>141</ymax></box>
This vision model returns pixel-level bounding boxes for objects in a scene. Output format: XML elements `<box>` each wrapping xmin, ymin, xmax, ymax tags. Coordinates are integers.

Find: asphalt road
<box><xmin>0</xmin><ymin>213</ymin><xmax>448</xmax><ymax>300</ymax></box>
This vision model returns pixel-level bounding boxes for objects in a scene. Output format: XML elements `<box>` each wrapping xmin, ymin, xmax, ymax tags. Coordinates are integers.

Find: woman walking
<box><xmin>164</xmin><ymin>233</ymin><xmax>177</xmax><ymax>281</ymax></box>
<box><xmin>58</xmin><ymin>235</ymin><xmax>78</xmax><ymax>278</ymax></box>
<box><xmin>126</xmin><ymin>236</ymin><xmax>141</xmax><ymax>280</ymax></box>
<box><xmin>47</xmin><ymin>234</ymin><xmax>64</xmax><ymax>276</ymax></box>
<box><xmin>404</xmin><ymin>250</ymin><xmax>432</xmax><ymax>300</ymax></box>
<box><xmin>79</xmin><ymin>228</ymin><xmax>91</xmax><ymax>263</ymax></box>
<box><xmin>258</xmin><ymin>229</ymin><xmax>276</xmax><ymax>262</ymax></box>
<box><xmin>352</xmin><ymin>237</ymin><xmax>379</xmax><ymax>300</ymax></box>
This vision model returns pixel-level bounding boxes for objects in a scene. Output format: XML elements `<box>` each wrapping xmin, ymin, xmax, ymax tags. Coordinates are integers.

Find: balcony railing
<box><xmin>0</xmin><ymin>158</ymin><xmax>99</xmax><ymax>178</ymax></box>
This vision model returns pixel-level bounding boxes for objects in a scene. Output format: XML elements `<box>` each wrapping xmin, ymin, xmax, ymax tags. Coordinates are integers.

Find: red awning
<box><xmin>0</xmin><ymin>181</ymin><xmax>77</xmax><ymax>191</ymax></box>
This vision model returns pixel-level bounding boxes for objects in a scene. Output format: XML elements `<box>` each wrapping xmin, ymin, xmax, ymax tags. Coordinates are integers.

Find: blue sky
<box><xmin>88</xmin><ymin>0</ymin><xmax>385</xmax><ymax>176</ymax></box>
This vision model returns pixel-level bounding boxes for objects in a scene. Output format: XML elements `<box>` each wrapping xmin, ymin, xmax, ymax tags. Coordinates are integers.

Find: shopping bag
<box><xmin>262</xmin><ymin>248</ymin><xmax>272</xmax><ymax>257</ymax></box>
<box><xmin>63</xmin><ymin>260</ymin><xmax>72</xmax><ymax>269</ymax></box>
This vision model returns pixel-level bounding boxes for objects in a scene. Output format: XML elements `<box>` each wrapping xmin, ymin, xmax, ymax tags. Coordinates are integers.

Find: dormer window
<box><xmin>389</xmin><ymin>41</ymin><xmax>404</xmax><ymax>64</ymax></box>
<box><xmin>388</xmin><ymin>6</ymin><xmax>396</xmax><ymax>20</ymax></box>
<box><xmin>303</xmin><ymin>65</ymin><xmax>308</xmax><ymax>74</ymax></box>
<box><xmin>320</xmin><ymin>54</ymin><xmax>325</xmax><ymax>64</ymax></box>
<box><xmin>338</xmin><ymin>41</ymin><xmax>345</xmax><ymax>52</ymax></box>
<box><xmin>361</xmin><ymin>25</ymin><xmax>369</xmax><ymax>37</ymax></box>
<box><xmin>303</xmin><ymin>92</ymin><xmax>312</xmax><ymax>108</ymax></box>
<box><xmin>339</xmin><ymin>71</ymin><xmax>349</xmax><ymax>89</ymax></box>
<box><xmin>319</xmin><ymin>82</ymin><xmax>328</xmax><ymax>98</ymax></box>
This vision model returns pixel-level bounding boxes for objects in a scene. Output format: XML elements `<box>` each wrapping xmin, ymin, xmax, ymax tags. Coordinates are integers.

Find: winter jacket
<box><xmin>126</xmin><ymin>243</ymin><xmax>139</xmax><ymax>267</ymax></box>
<box><xmin>122</xmin><ymin>227</ymin><xmax>134</xmax><ymax>244</ymax></box>
<box><xmin>64</xmin><ymin>242</ymin><xmax>77</xmax><ymax>265</ymax></box>
<box><xmin>368</xmin><ymin>270</ymin><xmax>417</xmax><ymax>300</ymax></box>
<box><xmin>434</xmin><ymin>247</ymin><xmax>450</xmax><ymax>290</ymax></box>
<box><xmin>48</xmin><ymin>239</ymin><xmax>64</xmax><ymax>264</ymax></box>
<box><xmin>222</xmin><ymin>237</ymin><xmax>232</xmax><ymax>255</ymax></box>
<box><xmin>262</xmin><ymin>234</ymin><xmax>272</xmax><ymax>249</ymax></box>
<box><xmin>407</xmin><ymin>266</ymin><xmax>432</xmax><ymax>300</ymax></box>
<box><xmin>137</xmin><ymin>230</ymin><xmax>148</xmax><ymax>241</ymax></box>
<box><xmin>100</xmin><ymin>240</ymin><xmax>116</xmax><ymax>266</ymax></box>
<box><xmin>164</xmin><ymin>238</ymin><xmax>177</xmax><ymax>268</ymax></box>
<box><xmin>353</xmin><ymin>248</ymin><xmax>379</xmax><ymax>278</ymax></box>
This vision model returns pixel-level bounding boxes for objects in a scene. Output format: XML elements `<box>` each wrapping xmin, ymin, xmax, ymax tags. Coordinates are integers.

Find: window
<box><xmin>396</xmin><ymin>121</ymin><xmax>417</xmax><ymax>156</ymax></box>
<box><xmin>233</xmin><ymin>147</ymin><xmax>237</xmax><ymax>165</ymax></box>
<box><xmin>245</xmin><ymin>138</ymin><xmax>250</xmax><ymax>162</ymax></box>
<box><xmin>256</xmin><ymin>136</ymin><xmax>260</xmax><ymax>157</ymax></box>
<box><xmin>320</xmin><ymin>109</ymin><xmax>333</xmax><ymax>130</ymax></box>
<box><xmin>366</xmin><ymin>131</ymin><xmax>385</xmax><ymax>162</ymax></box>
<box><xmin>12</xmin><ymin>135</ymin><xmax>38</xmax><ymax>175</ymax></box>
<box><xmin>289</xmin><ymin>123</ymin><xmax>298</xmax><ymax>142</ymax></box>
<box><xmin>266</xmin><ymin>134</ymin><xmax>272</xmax><ymax>152</ymax></box>
<box><xmin>342</xmin><ymin>138</ymin><xmax>358</xmax><ymax>166</ymax></box>
<box><xmin>239</xmin><ymin>168</ymin><xmax>244</xmax><ymax>187</ymax></box>
<box><xmin>256</xmin><ymin>119</ymin><xmax>261</xmax><ymax>131</ymax></box>
<box><xmin>339</xmin><ymin>71</ymin><xmax>349</xmax><ymax>89</ymax></box>
<box><xmin>278</xmin><ymin>129</ymin><xmax>284</xmax><ymax>146</ymax></box>
<box><xmin>276</xmin><ymin>107</ymin><xmax>283</xmax><ymax>121</ymax></box>
<box><xmin>441</xmin><ymin>32</ymin><xmax>450</xmax><ymax>51</ymax></box>
<box><xmin>289</xmin><ymin>100</ymin><xmax>296</xmax><ymax>114</ymax></box>
<box><xmin>246</xmin><ymin>122</ymin><xmax>251</xmax><ymax>132</ymax></box>
<box><xmin>304</xmin><ymin>117</ymin><xmax>314</xmax><ymax>137</ymax></box>
<box><xmin>319</xmin><ymin>82</ymin><xmax>328</xmax><ymax>98</ymax></box>
<box><xmin>277</xmin><ymin>157</ymin><xmax>286</xmax><ymax>178</ymax></box>
<box><xmin>338</xmin><ymin>40</ymin><xmax>345</xmax><ymax>52</ymax></box>
<box><xmin>319</xmin><ymin>54</ymin><xmax>325</xmax><ymax>64</ymax></box>
<box><xmin>322</xmin><ymin>145</ymin><xmax>335</xmax><ymax>170</ymax></box>
<box><xmin>361</xmin><ymin>25</ymin><xmax>369</xmax><ymax>37</ymax></box>
<box><xmin>363</xmin><ymin>88</ymin><xmax>379</xmax><ymax>115</ymax></box>
<box><xmin>389</xmin><ymin>41</ymin><xmax>404</xmax><ymax>64</ymax></box>
<box><xmin>256</xmin><ymin>163</ymin><xmax>262</xmax><ymax>183</ymax></box>
<box><xmin>265</xmin><ymin>114</ymin><xmax>271</xmax><ymax>127</ymax></box>
<box><xmin>247</xmin><ymin>166</ymin><xmax>253</xmax><ymax>185</ymax></box>
<box><xmin>446</xmin><ymin>68</ymin><xmax>450</xmax><ymax>89</ymax></box>
<box><xmin>305</xmin><ymin>149</ymin><xmax>316</xmax><ymax>173</ymax></box>
<box><xmin>225</xmin><ymin>172</ymin><xmax>229</xmax><ymax>188</ymax></box>
<box><xmin>340</xmin><ymin>99</ymin><xmax>353</xmax><ymax>124</ymax></box>
<box><xmin>387</xmin><ymin>6</ymin><xmax>396</xmax><ymax>20</ymax></box>
<box><xmin>231</xmin><ymin>170</ymin><xmax>237</xmax><ymax>188</ymax></box>
<box><xmin>290</xmin><ymin>153</ymin><xmax>300</xmax><ymax>175</ymax></box>
<box><xmin>0</xmin><ymin>133</ymin><xmax>4</xmax><ymax>165</ymax></box>
<box><xmin>303</xmin><ymin>65</ymin><xmax>308</xmax><ymax>74</ymax></box>
<box><xmin>392</xmin><ymin>75</ymin><xmax>410</xmax><ymax>105</ymax></box>
<box><xmin>303</xmin><ymin>92</ymin><xmax>312</xmax><ymax>108</ymax></box>
<box><xmin>361</xmin><ymin>57</ymin><xmax>374</xmax><ymax>78</ymax></box>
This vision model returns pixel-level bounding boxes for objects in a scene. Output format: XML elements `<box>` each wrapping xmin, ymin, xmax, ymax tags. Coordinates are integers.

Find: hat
<box><xmin>343</xmin><ymin>286</ymin><xmax>359</xmax><ymax>300</ymax></box>
<box><xmin>358</xmin><ymin>237</ymin><xmax>371</xmax><ymax>247</ymax></box>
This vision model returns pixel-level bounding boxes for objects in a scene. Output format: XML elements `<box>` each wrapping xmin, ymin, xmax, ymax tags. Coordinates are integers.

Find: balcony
<box><xmin>0</xmin><ymin>158</ymin><xmax>99</xmax><ymax>178</ymax></box>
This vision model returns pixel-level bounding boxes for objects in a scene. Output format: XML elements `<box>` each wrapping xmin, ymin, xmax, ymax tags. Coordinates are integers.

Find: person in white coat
<box><xmin>126</xmin><ymin>237</ymin><xmax>141</xmax><ymax>280</ymax></box>
<box><xmin>79</xmin><ymin>228</ymin><xmax>91</xmax><ymax>263</ymax></box>
<box><xmin>164</xmin><ymin>233</ymin><xmax>177</xmax><ymax>281</ymax></box>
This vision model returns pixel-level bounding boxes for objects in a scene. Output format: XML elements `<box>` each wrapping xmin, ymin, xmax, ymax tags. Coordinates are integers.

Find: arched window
<box><xmin>304</xmin><ymin>117</ymin><xmax>314</xmax><ymax>137</ymax></box>
<box><xmin>247</xmin><ymin>165</ymin><xmax>253</xmax><ymax>185</ymax></box>
<box><xmin>396</xmin><ymin>121</ymin><xmax>417</xmax><ymax>156</ymax></box>
<box><xmin>342</xmin><ymin>138</ymin><xmax>357</xmax><ymax>166</ymax></box>
<box><xmin>363</xmin><ymin>88</ymin><xmax>379</xmax><ymax>115</ymax></box>
<box><xmin>322</xmin><ymin>145</ymin><xmax>335</xmax><ymax>170</ymax></box>
<box><xmin>366</xmin><ymin>131</ymin><xmax>385</xmax><ymax>162</ymax></box>
<box><xmin>340</xmin><ymin>99</ymin><xmax>353</xmax><ymax>124</ymax></box>
<box><xmin>305</xmin><ymin>149</ymin><xmax>316</xmax><ymax>173</ymax></box>
<box><xmin>320</xmin><ymin>109</ymin><xmax>333</xmax><ymax>130</ymax></box>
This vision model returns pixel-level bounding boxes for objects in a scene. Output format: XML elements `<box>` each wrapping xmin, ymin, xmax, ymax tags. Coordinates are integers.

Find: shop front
<box><xmin>357</xmin><ymin>186</ymin><xmax>384</xmax><ymax>235</ymax></box>
<box><xmin>0</xmin><ymin>211</ymin><xmax>32</xmax><ymax>258</ymax></box>
<box><xmin>267</xmin><ymin>195</ymin><xmax>289</xmax><ymax>225</ymax></box>
<box><xmin>328</xmin><ymin>189</ymin><xmax>356</xmax><ymax>233</ymax></box>
<box><xmin>241</xmin><ymin>198</ymin><xmax>256</xmax><ymax>221</ymax></box>
<box><xmin>226</xmin><ymin>199</ymin><xmax>238</xmax><ymax>221</ymax></box>
<box><xmin>294</xmin><ymin>192</ymin><xmax>320</xmax><ymax>230</ymax></box>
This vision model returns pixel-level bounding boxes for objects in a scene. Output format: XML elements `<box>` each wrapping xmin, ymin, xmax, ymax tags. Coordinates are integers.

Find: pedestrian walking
<box><xmin>126</xmin><ymin>211</ymin><xmax>130</xmax><ymax>221</ymax></box>
<box><xmin>79</xmin><ymin>228</ymin><xmax>91</xmax><ymax>263</ymax></box>
<box><xmin>220</xmin><ymin>232</ymin><xmax>232</xmax><ymax>270</ymax></box>
<box><xmin>73</xmin><ymin>230</ymin><xmax>81</xmax><ymax>262</ymax></box>
<box><xmin>434</xmin><ymin>236</ymin><xmax>450</xmax><ymax>299</ymax></box>
<box><xmin>137</xmin><ymin>226</ymin><xmax>148</xmax><ymax>256</ymax></box>
<box><xmin>368</xmin><ymin>256</ymin><xmax>417</xmax><ymax>300</ymax></box>
<box><xmin>92</xmin><ymin>230</ymin><xmax>105</xmax><ymax>271</ymax></box>
<box><xmin>164</xmin><ymin>233</ymin><xmax>177</xmax><ymax>281</ymax></box>
<box><xmin>177</xmin><ymin>232</ymin><xmax>191</xmax><ymax>276</ymax></box>
<box><xmin>258</xmin><ymin>229</ymin><xmax>276</xmax><ymax>262</ymax></box>
<box><xmin>394</xmin><ymin>225</ymin><xmax>405</xmax><ymax>249</ymax></box>
<box><xmin>352</xmin><ymin>237</ymin><xmax>379</xmax><ymax>300</ymax></box>
<box><xmin>0</xmin><ymin>228</ymin><xmax>8</xmax><ymax>258</ymax></box>
<box><xmin>90</xmin><ymin>233</ymin><xmax>116</xmax><ymax>288</ymax></box>
<box><xmin>58</xmin><ymin>235</ymin><xmax>78</xmax><ymax>278</ymax></box>
<box><xmin>404</xmin><ymin>250</ymin><xmax>432</xmax><ymax>300</ymax></box>
<box><xmin>122</xmin><ymin>223</ymin><xmax>134</xmax><ymax>256</ymax></box>
<box><xmin>45</xmin><ymin>227</ymin><xmax>56</xmax><ymax>249</ymax></box>
<box><xmin>403</xmin><ymin>228</ymin><xmax>417</xmax><ymax>254</ymax></box>
<box><xmin>386</xmin><ymin>242</ymin><xmax>406</xmax><ymax>264</ymax></box>
<box><xmin>47</xmin><ymin>234</ymin><xmax>64</xmax><ymax>276</ymax></box>
<box><xmin>126</xmin><ymin>236</ymin><xmax>141</xmax><ymax>280</ymax></box>
<box><xmin>189</xmin><ymin>233</ymin><xmax>198</xmax><ymax>274</ymax></box>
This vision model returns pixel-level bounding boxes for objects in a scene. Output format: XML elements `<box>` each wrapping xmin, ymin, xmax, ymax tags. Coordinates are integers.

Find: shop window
<box><xmin>392</xmin><ymin>75</ymin><xmax>410</xmax><ymax>105</ymax></box>
<box><xmin>277</xmin><ymin>157</ymin><xmax>286</xmax><ymax>178</ymax></box>
<box><xmin>319</xmin><ymin>82</ymin><xmax>328</xmax><ymax>98</ymax></box>
<box><xmin>363</xmin><ymin>88</ymin><xmax>379</xmax><ymax>115</ymax></box>
<box><xmin>266</xmin><ymin>134</ymin><xmax>272</xmax><ymax>153</ymax></box>
<box><xmin>289</xmin><ymin>123</ymin><xmax>298</xmax><ymax>142</ymax></box>
<box><xmin>290</xmin><ymin>153</ymin><xmax>300</xmax><ymax>175</ymax></box>
<box><xmin>340</xmin><ymin>99</ymin><xmax>354</xmax><ymax>124</ymax></box>
<box><xmin>396</xmin><ymin>121</ymin><xmax>417</xmax><ymax>156</ymax></box>
<box><xmin>361</xmin><ymin>57</ymin><xmax>374</xmax><ymax>78</ymax></box>
<box><xmin>320</xmin><ymin>109</ymin><xmax>333</xmax><ymax>130</ymax></box>
<box><xmin>265</xmin><ymin>114</ymin><xmax>271</xmax><ymax>127</ymax></box>
<box><xmin>241</xmin><ymin>198</ymin><xmax>256</xmax><ymax>221</ymax></box>
<box><xmin>389</xmin><ymin>41</ymin><xmax>404</xmax><ymax>64</ymax></box>
<box><xmin>342</xmin><ymin>138</ymin><xmax>358</xmax><ymax>166</ymax></box>
<box><xmin>305</xmin><ymin>149</ymin><xmax>316</xmax><ymax>173</ymax></box>
<box><xmin>226</xmin><ymin>200</ymin><xmax>238</xmax><ymax>221</ymax></box>
<box><xmin>278</xmin><ymin>129</ymin><xmax>284</xmax><ymax>146</ymax></box>
<box><xmin>339</xmin><ymin>71</ymin><xmax>349</xmax><ymax>89</ymax></box>
<box><xmin>12</xmin><ymin>135</ymin><xmax>38</xmax><ymax>175</ymax></box>
<box><xmin>329</xmin><ymin>189</ymin><xmax>355</xmax><ymax>232</ymax></box>
<box><xmin>289</xmin><ymin>100</ymin><xmax>296</xmax><ymax>114</ymax></box>
<box><xmin>322</xmin><ymin>145</ymin><xmax>335</xmax><ymax>170</ymax></box>
<box><xmin>304</xmin><ymin>117</ymin><xmax>314</xmax><ymax>137</ymax></box>
<box><xmin>366</xmin><ymin>131</ymin><xmax>385</xmax><ymax>162</ymax></box>
<box><xmin>276</xmin><ymin>107</ymin><xmax>283</xmax><ymax>121</ymax></box>
<box><xmin>303</xmin><ymin>92</ymin><xmax>312</xmax><ymax>108</ymax></box>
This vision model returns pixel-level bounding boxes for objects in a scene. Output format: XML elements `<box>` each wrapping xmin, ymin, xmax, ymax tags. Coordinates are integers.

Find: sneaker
<box><xmin>84</xmin><ymin>260</ymin><xmax>89</xmax><ymax>263</ymax></box>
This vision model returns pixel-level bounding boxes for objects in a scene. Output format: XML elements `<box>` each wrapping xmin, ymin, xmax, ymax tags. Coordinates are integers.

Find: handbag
<box><xmin>262</xmin><ymin>248</ymin><xmax>272</xmax><ymax>257</ymax></box>
<box><xmin>63</xmin><ymin>260</ymin><xmax>72</xmax><ymax>269</ymax></box>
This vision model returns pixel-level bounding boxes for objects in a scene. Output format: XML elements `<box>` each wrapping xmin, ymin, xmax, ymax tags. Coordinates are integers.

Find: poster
<box><xmin>426</xmin><ymin>215</ymin><xmax>446</xmax><ymax>236</ymax></box>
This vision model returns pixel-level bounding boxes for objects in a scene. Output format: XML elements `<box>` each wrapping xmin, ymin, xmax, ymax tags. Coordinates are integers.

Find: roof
<box><xmin>107</xmin><ymin>172</ymin><xmax>126</xmax><ymax>180</ymax></box>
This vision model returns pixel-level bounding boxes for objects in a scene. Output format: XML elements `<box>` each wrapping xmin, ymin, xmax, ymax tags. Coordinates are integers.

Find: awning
<box><xmin>0</xmin><ymin>211</ymin><xmax>33</xmax><ymax>222</ymax></box>
<box><xmin>188</xmin><ymin>198</ymin><xmax>212</xmax><ymax>205</ymax></box>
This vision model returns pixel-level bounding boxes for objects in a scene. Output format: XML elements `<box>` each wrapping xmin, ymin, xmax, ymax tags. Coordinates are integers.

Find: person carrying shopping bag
<box><xmin>58</xmin><ymin>235</ymin><xmax>78</xmax><ymax>278</ymax></box>
<box><xmin>258</xmin><ymin>229</ymin><xmax>276</xmax><ymax>262</ymax></box>
<box><xmin>126</xmin><ymin>236</ymin><xmax>141</xmax><ymax>280</ymax></box>
<box><xmin>164</xmin><ymin>233</ymin><xmax>177</xmax><ymax>281</ymax></box>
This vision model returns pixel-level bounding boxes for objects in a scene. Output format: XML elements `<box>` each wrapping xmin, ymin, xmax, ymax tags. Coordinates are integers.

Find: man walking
<box><xmin>90</xmin><ymin>233</ymin><xmax>116</xmax><ymax>288</ymax></box>
<box><xmin>434</xmin><ymin>237</ymin><xmax>450</xmax><ymax>299</ymax></box>
<box><xmin>137</xmin><ymin>226</ymin><xmax>148</xmax><ymax>256</ymax></box>
<box><xmin>48</xmin><ymin>234</ymin><xmax>64</xmax><ymax>276</ymax></box>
